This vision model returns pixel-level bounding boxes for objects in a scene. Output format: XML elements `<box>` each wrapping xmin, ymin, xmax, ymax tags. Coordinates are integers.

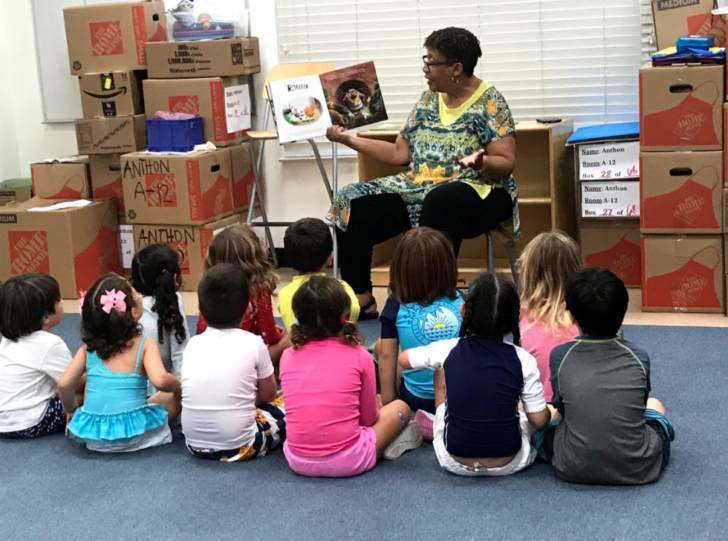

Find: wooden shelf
<box><xmin>372</xmin><ymin>258</ymin><xmax>515</xmax><ymax>288</ymax></box>
<box><xmin>520</xmin><ymin>197</ymin><xmax>552</xmax><ymax>205</ymax></box>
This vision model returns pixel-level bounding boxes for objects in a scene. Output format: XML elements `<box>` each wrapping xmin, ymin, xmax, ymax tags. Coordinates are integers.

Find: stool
<box><xmin>485</xmin><ymin>230</ymin><xmax>519</xmax><ymax>290</ymax></box>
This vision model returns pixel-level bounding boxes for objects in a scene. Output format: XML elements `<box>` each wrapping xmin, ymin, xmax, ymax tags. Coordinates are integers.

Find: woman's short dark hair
<box><xmin>198</xmin><ymin>264</ymin><xmax>250</xmax><ymax>329</ymax></box>
<box><xmin>0</xmin><ymin>273</ymin><xmax>61</xmax><ymax>341</ymax></box>
<box><xmin>460</xmin><ymin>272</ymin><xmax>521</xmax><ymax>346</ymax></box>
<box><xmin>81</xmin><ymin>273</ymin><xmax>141</xmax><ymax>360</ymax></box>
<box><xmin>389</xmin><ymin>227</ymin><xmax>458</xmax><ymax>306</ymax></box>
<box><xmin>290</xmin><ymin>276</ymin><xmax>362</xmax><ymax>349</ymax></box>
<box><xmin>284</xmin><ymin>218</ymin><xmax>334</xmax><ymax>274</ymax></box>
<box><xmin>131</xmin><ymin>244</ymin><xmax>186</xmax><ymax>345</ymax></box>
<box><xmin>424</xmin><ymin>27</ymin><xmax>482</xmax><ymax>77</ymax></box>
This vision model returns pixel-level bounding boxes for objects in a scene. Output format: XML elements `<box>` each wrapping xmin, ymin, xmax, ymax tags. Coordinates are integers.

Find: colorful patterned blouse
<box><xmin>327</xmin><ymin>83</ymin><xmax>521</xmax><ymax>245</ymax></box>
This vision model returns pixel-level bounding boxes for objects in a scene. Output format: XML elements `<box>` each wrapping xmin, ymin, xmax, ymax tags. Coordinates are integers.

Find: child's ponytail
<box><xmin>151</xmin><ymin>268</ymin><xmax>186</xmax><ymax>345</ymax></box>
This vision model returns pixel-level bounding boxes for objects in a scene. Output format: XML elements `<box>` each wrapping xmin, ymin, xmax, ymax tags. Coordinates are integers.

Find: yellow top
<box><xmin>278</xmin><ymin>273</ymin><xmax>361</xmax><ymax>332</ymax></box>
<box><xmin>438</xmin><ymin>81</ymin><xmax>491</xmax><ymax>126</ymax></box>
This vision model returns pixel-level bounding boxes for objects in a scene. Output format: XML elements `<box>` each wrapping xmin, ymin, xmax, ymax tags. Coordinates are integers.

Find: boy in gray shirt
<box><xmin>533</xmin><ymin>268</ymin><xmax>674</xmax><ymax>485</ymax></box>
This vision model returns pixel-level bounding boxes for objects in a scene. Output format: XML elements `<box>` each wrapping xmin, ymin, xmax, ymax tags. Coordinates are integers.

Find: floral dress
<box><xmin>327</xmin><ymin>84</ymin><xmax>521</xmax><ymax>245</ymax></box>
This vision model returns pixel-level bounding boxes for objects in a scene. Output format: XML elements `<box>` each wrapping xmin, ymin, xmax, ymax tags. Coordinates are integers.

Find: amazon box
<box><xmin>0</xmin><ymin>198</ymin><xmax>121</xmax><ymax>298</ymax></box>
<box><xmin>651</xmin><ymin>0</ymin><xmax>726</xmax><ymax>51</ymax></box>
<box><xmin>229</xmin><ymin>142</ymin><xmax>254</xmax><ymax>212</ymax></box>
<box><xmin>79</xmin><ymin>70</ymin><xmax>146</xmax><ymax>118</ymax></box>
<box><xmin>640</xmin><ymin>151</ymin><xmax>723</xmax><ymax>234</ymax></box>
<box><xmin>133</xmin><ymin>212</ymin><xmax>246</xmax><ymax>291</ymax></box>
<box><xmin>30</xmin><ymin>157</ymin><xmax>91</xmax><ymax>200</ymax></box>
<box><xmin>75</xmin><ymin>115</ymin><xmax>147</xmax><ymax>155</ymax></box>
<box><xmin>63</xmin><ymin>1</ymin><xmax>167</xmax><ymax>76</ymax></box>
<box><xmin>90</xmin><ymin>154</ymin><xmax>125</xmax><ymax>216</ymax></box>
<box><xmin>641</xmin><ymin>234</ymin><xmax>724</xmax><ymax>313</ymax></box>
<box><xmin>580</xmin><ymin>220</ymin><xmax>641</xmax><ymax>287</ymax></box>
<box><xmin>143</xmin><ymin>77</ymin><xmax>250</xmax><ymax>147</ymax></box>
<box><xmin>122</xmin><ymin>149</ymin><xmax>234</xmax><ymax>225</ymax></box>
<box><xmin>639</xmin><ymin>64</ymin><xmax>723</xmax><ymax>152</ymax></box>
<box><xmin>146</xmin><ymin>37</ymin><xmax>260</xmax><ymax>79</ymax></box>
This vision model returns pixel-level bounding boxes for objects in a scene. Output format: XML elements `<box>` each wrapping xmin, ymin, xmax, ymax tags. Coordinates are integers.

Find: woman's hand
<box><xmin>326</xmin><ymin>125</ymin><xmax>350</xmax><ymax>145</ymax></box>
<box><xmin>452</xmin><ymin>149</ymin><xmax>486</xmax><ymax>171</ymax></box>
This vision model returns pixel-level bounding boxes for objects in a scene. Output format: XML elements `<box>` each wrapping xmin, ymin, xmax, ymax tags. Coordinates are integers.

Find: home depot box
<box><xmin>133</xmin><ymin>212</ymin><xmax>246</xmax><ymax>291</ymax></box>
<box><xmin>581</xmin><ymin>220</ymin><xmax>641</xmax><ymax>287</ymax></box>
<box><xmin>30</xmin><ymin>157</ymin><xmax>91</xmax><ymax>200</ymax></box>
<box><xmin>79</xmin><ymin>70</ymin><xmax>146</xmax><ymax>118</ymax></box>
<box><xmin>651</xmin><ymin>0</ymin><xmax>726</xmax><ymax>51</ymax></box>
<box><xmin>0</xmin><ymin>181</ymin><xmax>32</xmax><ymax>206</ymax></box>
<box><xmin>143</xmin><ymin>77</ymin><xmax>249</xmax><ymax>147</ymax></box>
<box><xmin>75</xmin><ymin>115</ymin><xmax>147</xmax><ymax>155</ymax></box>
<box><xmin>641</xmin><ymin>234</ymin><xmax>724</xmax><ymax>313</ymax></box>
<box><xmin>639</xmin><ymin>64</ymin><xmax>723</xmax><ymax>152</ymax></box>
<box><xmin>0</xmin><ymin>198</ymin><xmax>121</xmax><ymax>298</ymax></box>
<box><xmin>229</xmin><ymin>142</ymin><xmax>254</xmax><ymax>212</ymax></box>
<box><xmin>723</xmin><ymin>188</ymin><xmax>728</xmax><ymax>232</ymax></box>
<box><xmin>122</xmin><ymin>149</ymin><xmax>234</xmax><ymax>225</ymax></box>
<box><xmin>640</xmin><ymin>151</ymin><xmax>723</xmax><ymax>234</ymax></box>
<box><xmin>90</xmin><ymin>154</ymin><xmax>125</xmax><ymax>215</ymax></box>
<box><xmin>63</xmin><ymin>1</ymin><xmax>167</xmax><ymax>76</ymax></box>
<box><xmin>146</xmin><ymin>37</ymin><xmax>260</xmax><ymax>79</ymax></box>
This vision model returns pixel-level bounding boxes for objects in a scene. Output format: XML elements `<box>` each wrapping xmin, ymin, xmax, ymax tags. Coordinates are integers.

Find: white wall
<box><xmin>1</xmin><ymin>0</ymin><xmax>357</xmax><ymax>245</ymax></box>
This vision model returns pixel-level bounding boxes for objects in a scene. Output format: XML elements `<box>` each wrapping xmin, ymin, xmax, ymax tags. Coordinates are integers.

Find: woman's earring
<box><xmin>452</xmin><ymin>76</ymin><xmax>459</xmax><ymax>85</ymax></box>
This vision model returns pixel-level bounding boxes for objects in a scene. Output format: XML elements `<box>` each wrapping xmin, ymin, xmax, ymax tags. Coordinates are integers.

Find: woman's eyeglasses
<box><xmin>422</xmin><ymin>55</ymin><xmax>455</xmax><ymax>73</ymax></box>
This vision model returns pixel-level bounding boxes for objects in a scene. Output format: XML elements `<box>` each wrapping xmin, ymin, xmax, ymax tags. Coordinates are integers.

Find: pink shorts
<box><xmin>283</xmin><ymin>426</ymin><xmax>377</xmax><ymax>478</ymax></box>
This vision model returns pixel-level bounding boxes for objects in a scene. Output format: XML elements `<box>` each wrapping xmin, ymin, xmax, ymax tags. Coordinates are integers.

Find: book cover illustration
<box><xmin>319</xmin><ymin>61</ymin><xmax>387</xmax><ymax>129</ymax></box>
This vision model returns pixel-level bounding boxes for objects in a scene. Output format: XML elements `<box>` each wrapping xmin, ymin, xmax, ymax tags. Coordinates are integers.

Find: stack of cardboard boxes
<box><xmin>639</xmin><ymin>61</ymin><xmax>726</xmax><ymax>313</ymax></box>
<box><xmin>123</xmin><ymin>29</ymin><xmax>261</xmax><ymax>291</ymax></box>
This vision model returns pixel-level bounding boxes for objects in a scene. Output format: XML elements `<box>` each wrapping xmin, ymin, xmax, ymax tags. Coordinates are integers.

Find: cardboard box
<box><xmin>229</xmin><ymin>142</ymin><xmax>254</xmax><ymax>212</ymax></box>
<box><xmin>639</xmin><ymin>64</ymin><xmax>723</xmax><ymax>152</ymax></box>
<box><xmin>133</xmin><ymin>212</ymin><xmax>246</xmax><ymax>291</ymax></box>
<box><xmin>640</xmin><ymin>151</ymin><xmax>723</xmax><ymax>233</ymax></box>
<box><xmin>143</xmin><ymin>77</ymin><xmax>249</xmax><ymax>147</ymax></box>
<box><xmin>0</xmin><ymin>198</ymin><xmax>121</xmax><ymax>298</ymax></box>
<box><xmin>146</xmin><ymin>37</ymin><xmax>260</xmax><ymax>79</ymax></box>
<box><xmin>641</xmin><ymin>234</ymin><xmax>724</xmax><ymax>313</ymax></box>
<box><xmin>651</xmin><ymin>0</ymin><xmax>726</xmax><ymax>51</ymax></box>
<box><xmin>0</xmin><ymin>179</ymin><xmax>32</xmax><ymax>206</ymax></box>
<box><xmin>723</xmin><ymin>188</ymin><xmax>728</xmax><ymax>232</ymax></box>
<box><xmin>580</xmin><ymin>220</ymin><xmax>641</xmax><ymax>287</ymax></box>
<box><xmin>63</xmin><ymin>1</ymin><xmax>167</xmax><ymax>76</ymax></box>
<box><xmin>122</xmin><ymin>149</ymin><xmax>234</xmax><ymax>225</ymax></box>
<box><xmin>90</xmin><ymin>154</ymin><xmax>125</xmax><ymax>215</ymax></box>
<box><xmin>75</xmin><ymin>115</ymin><xmax>147</xmax><ymax>155</ymax></box>
<box><xmin>30</xmin><ymin>157</ymin><xmax>91</xmax><ymax>200</ymax></box>
<box><xmin>79</xmin><ymin>70</ymin><xmax>146</xmax><ymax>118</ymax></box>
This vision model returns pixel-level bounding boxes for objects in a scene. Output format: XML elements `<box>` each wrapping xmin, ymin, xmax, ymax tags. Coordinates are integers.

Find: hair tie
<box><xmin>78</xmin><ymin>290</ymin><xmax>87</xmax><ymax>313</ymax></box>
<box><xmin>340</xmin><ymin>317</ymin><xmax>347</xmax><ymax>324</ymax></box>
<box><xmin>100</xmin><ymin>289</ymin><xmax>127</xmax><ymax>314</ymax></box>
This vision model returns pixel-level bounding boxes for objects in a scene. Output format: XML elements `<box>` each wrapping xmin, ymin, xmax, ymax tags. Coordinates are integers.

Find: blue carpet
<box><xmin>1</xmin><ymin>317</ymin><xmax>726</xmax><ymax>540</ymax></box>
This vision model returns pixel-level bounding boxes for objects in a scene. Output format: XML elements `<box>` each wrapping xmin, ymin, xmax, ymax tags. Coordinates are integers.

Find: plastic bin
<box><xmin>146</xmin><ymin>117</ymin><xmax>204</xmax><ymax>152</ymax></box>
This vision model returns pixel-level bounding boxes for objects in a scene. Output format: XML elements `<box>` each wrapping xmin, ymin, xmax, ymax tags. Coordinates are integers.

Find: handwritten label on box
<box><xmin>581</xmin><ymin>181</ymin><xmax>640</xmax><ymax>218</ymax></box>
<box><xmin>579</xmin><ymin>141</ymin><xmax>639</xmax><ymax>180</ymax></box>
<box><xmin>225</xmin><ymin>84</ymin><xmax>251</xmax><ymax>133</ymax></box>
<box><xmin>119</xmin><ymin>225</ymin><xmax>135</xmax><ymax>269</ymax></box>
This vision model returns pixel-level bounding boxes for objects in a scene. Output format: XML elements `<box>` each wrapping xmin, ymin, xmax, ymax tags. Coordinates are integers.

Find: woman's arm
<box><xmin>378</xmin><ymin>338</ymin><xmax>400</xmax><ymax>406</ymax></box>
<box><xmin>452</xmin><ymin>134</ymin><xmax>516</xmax><ymax>178</ymax></box>
<box><xmin>57</xmin><ymin>346</ymin><xmax>88</xmax><ymax>414</ymax></box>
<box><xmin>327</xmin><ymin>126</ymin><xmax>410</xmax><ymax>166</ymax></box>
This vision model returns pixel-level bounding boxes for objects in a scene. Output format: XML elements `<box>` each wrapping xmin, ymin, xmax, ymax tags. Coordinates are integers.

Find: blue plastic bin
<box><xmin>146</xmin><ymin>117</ymin><xmax>204</xmax><ymax>152</ymax></box>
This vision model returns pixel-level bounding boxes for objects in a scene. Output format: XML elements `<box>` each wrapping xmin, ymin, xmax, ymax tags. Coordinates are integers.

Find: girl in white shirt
<box><xmin>0</xmin><ymin>273</ymin><xmax>73</xmax><ymax>439</ymax></box>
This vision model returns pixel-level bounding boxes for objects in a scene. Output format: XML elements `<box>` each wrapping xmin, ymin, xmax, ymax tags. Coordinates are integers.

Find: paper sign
<box><xmin>581</xmin><ymin>181</ymin><xmax>640</xmax><ymax>218</ymax></box>
<box><xmin>119</xmin><ymin>225</ymin><xmax>135</xmax><ymax>269</ymax></box>
<box><xmin>224</xmin><ymin>84</ymin><xmax>251</xmax><ymax>134</ymax></box>
<box><xmin>579</xmin><ymin>141</ymin><xmax>639</xmax><ymax>180</ymax></box>
<box><xmin>28</xmin><ymin>200</ymin><xmax>92</xmax><ymax>212</ymax></box>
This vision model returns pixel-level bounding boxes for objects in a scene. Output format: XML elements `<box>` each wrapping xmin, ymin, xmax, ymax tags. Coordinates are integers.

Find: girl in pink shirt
<box><xmin>280</xmin><ymin>276</ymin><xmax>422</xmax><ymax>477</ymax></box>
<box><xmin>518</xmin><ymin>231</ymin><xmax>581</xmax><ymax>402</ymax></box>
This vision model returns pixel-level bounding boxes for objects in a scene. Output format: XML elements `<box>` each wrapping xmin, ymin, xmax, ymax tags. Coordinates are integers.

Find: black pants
<box><xmin>336</xmin><ymin>182</ymin><xmax>513</xmax><ymax>293</ymax></box>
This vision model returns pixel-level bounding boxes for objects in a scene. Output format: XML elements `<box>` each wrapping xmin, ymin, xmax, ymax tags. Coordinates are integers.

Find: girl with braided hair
<box><xmin>399</xmin><ymin>272</ymin><xmax>551</xmax><ymax>477</ymax></box>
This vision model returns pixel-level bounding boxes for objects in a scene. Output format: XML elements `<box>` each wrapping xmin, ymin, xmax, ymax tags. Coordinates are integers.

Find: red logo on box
<box><xmin>145</xmin><ymin>174</ymin><xmax>177</xmax><ymax>208</ymax></box>
<box><xmin>187</xmin><ymin>161</ymin><xmax>202</xmax><ymax>221</ymax></box>
<box><xmin>93</xmin><ymin>175</ymin><xmax>125</xmax><ymax>213</ymax></box>
<box><xmin>90</xmin><ymin>21</ymin><xmax>124</xmax><ymax>57</ymax></box>
<box><xmin>585</xmin><ymin>236</ymin><xmax>640</xmax><ymax>287</ymax></box>
<box><xmin>131</xmin><ymin>5</ymin><xmax>148</xmax><ymax>66</ymax></box>
<box><xmin>168</xmin><ymin>95</ymin><xmax>200</xmax><ymax>116</ymax></box>
<box><xmin>74</xmin><ymin>226</ymin><xmax>121</xmax><ymax>292</ymax></box>
<box><xmin>687</xmin><ymin>14</ymin><xmax>726</xmax><ymax>48</ymax></box>
<box><xmin>9</xmin><ymin>231</ymin><xmax>50</xmax><ymax>275</ymax></box>
<box><xmin>169</xmin><ymin>241</ymin><xmax>190</xmax><ymax>275</ymax></box>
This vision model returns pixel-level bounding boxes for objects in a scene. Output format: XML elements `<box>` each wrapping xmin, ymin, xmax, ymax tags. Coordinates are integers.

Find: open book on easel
<box><xmin>267</xmin><ymin>61</ymin><xmax>388</xmax><ymax>144</ymax></box>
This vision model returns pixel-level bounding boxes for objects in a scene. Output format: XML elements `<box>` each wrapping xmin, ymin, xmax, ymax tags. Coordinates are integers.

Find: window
<box><xmin>276</xmin><ymin>0</ymin><xmax>655</xmax><ymax>127</ymax></box>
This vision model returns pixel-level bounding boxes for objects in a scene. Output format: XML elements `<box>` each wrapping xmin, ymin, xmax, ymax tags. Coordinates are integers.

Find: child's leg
<box><xmin>372</xmin><ymin>400</ymin><xmax>411</xmax><ymax>459</ymax></box>
<box><xmin>148</xmin><ymin>391</ymin><xmax>181</xmax><ymax>421</ymax></box>
<box><xmin>646</xmin><ymin>397</ymin><xmax>665</xmax><ymax>415</ymax></box>
<box><xmin>256</xmin><ymin>391</ymin><xmax>286</xmax><ymax>457</ymax></box>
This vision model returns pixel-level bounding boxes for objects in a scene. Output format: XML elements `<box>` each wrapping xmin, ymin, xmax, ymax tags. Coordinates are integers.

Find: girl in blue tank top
<box><xmin>58</xmin><ymin>273</ymin><xmax>181</xmax><ymax>453</ymax></box>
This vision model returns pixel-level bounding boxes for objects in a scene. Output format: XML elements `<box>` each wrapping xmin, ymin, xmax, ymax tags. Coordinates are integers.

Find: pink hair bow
<box><xmin>99</xmin><ymin>289</ymin><xmax>127</xmax><ymax>314</ymax></box>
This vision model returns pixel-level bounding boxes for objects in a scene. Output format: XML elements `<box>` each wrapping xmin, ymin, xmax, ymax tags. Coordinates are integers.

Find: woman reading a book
<box><xmin>326</xmin><ymin>27</ymin><xmax>520</xmax><ymax>320</ymax></box>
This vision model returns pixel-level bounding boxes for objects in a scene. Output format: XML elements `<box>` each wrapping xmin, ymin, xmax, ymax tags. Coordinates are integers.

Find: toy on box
<box><xmin>166</xmin><ymin>0</ymin><xmax>248</xmax><ymax>41</ymax></box>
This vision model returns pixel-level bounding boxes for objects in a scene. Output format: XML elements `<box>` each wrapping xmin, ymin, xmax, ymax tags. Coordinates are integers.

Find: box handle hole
<box><xmin>153</xmin><ymin>14</ymin><xmax>159</xmax><ymax>21</ymax></box>
<box><xmin>669</xmin><ymin>168</ymin><xmax>692</xmax><ymax>176</ymax></box>
<box><xmin>211</xmin><ymin>164</ymin><xmax>220</xmax><ymax>173</ymax></box>
<box><xmin>669</xmin><ymin>84</ymin><xmax>693</xmax><ymax>94</ymax></box>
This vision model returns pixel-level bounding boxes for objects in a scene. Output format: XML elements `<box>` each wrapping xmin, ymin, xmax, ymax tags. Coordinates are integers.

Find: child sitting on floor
<box><xmin>59</xmin><ymin>273</ymin><xmax>181</xmax><ymax>452</ymax></box>
<box><xmin>182</xmin><ymin>264</ymin><xmax>285</xmax><ymax>462</ymax></box>
<box><xmin>196</xmin><ymin>224</ymin><xmax>290</xmax><ymax>364</ymax></box>
<box><xmin>278</xmin><ymin>217</ymin><xmax>360</xmax><ymax>332</ymax></box>
<box><xmin>0</xmin><ymin>274</ymin><xmax>73</xmax><ymax>439</ymax></box>
<box><xmin>534</xmin><ymin>268</ymin><xmax>675</xmax><ymax>485</ymax></box>
<box><xmin>379</xmin><ymin>227</ymin><xmax>463</xmax><ymax>416</ymax></box>
<box><xmin>518</xmin><ymin>231</ymin><xmax>581</xmax><ymax>401</ymax></box>
<box><xmin>280</xmin><ymin>276</ymin><xmax>421</xmax><ymax>478</ymax></box>
<box><xmin>399</xmin><ymin>272</ymin><xmax>551</xmax><ymax>477</ymax></box>
<box><xmin>132</xmin><ymin>244</ymin><xmax>190</xmax><ymax>393</ymax></box>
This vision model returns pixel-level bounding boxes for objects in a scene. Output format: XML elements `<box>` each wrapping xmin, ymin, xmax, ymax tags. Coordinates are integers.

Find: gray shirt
<box><xmin>550</xmin><ymin>337</ymin><xmax>663</xmax><ymax>485</ymax></box>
